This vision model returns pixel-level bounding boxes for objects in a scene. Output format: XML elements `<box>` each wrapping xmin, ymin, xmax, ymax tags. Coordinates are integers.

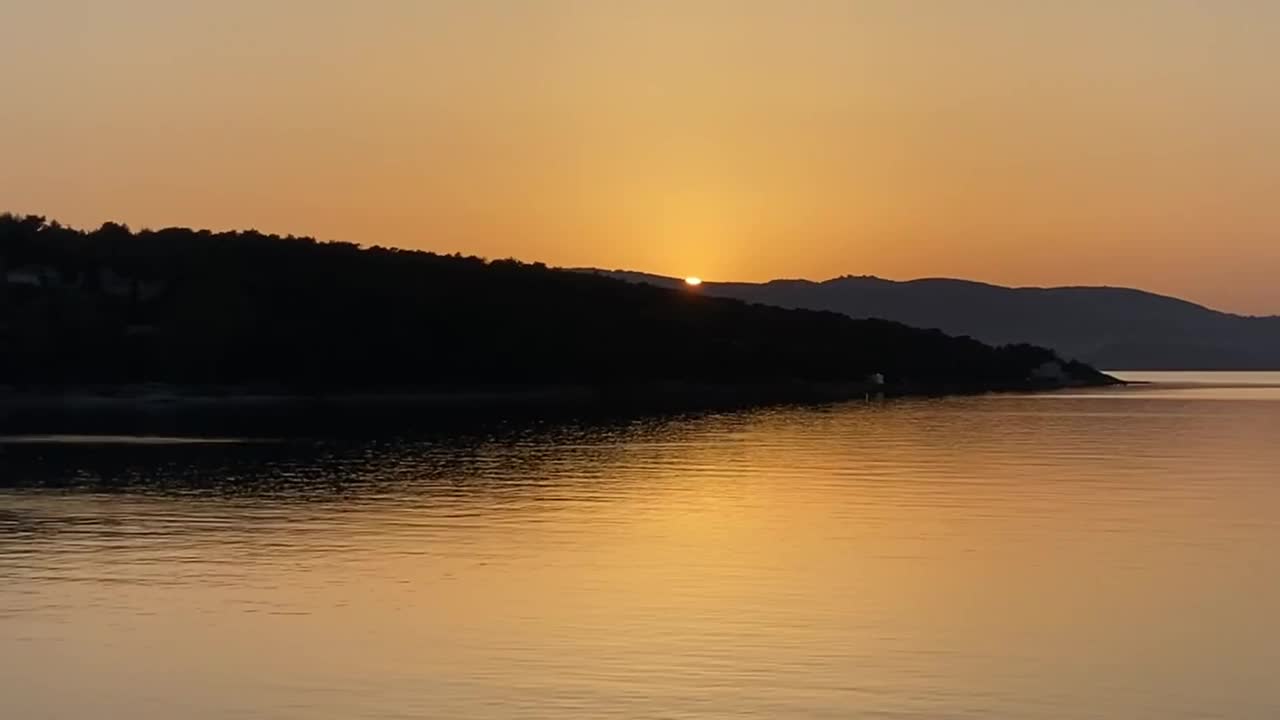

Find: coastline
<box><xmin>0</xmin><ymin>376</ymin><xmax>1122</xmax><ymax>416</ymax></box>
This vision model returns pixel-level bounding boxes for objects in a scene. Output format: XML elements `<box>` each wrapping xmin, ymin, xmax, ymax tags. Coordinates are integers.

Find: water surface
<box><xmin>2</xmin><ymin>372</ymin><xmax>1279</xmax><ymax>719</ymax></box>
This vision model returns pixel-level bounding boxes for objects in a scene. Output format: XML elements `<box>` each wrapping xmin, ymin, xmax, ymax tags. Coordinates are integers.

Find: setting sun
<box><xmin>685</xmin><ymin>277</ymin><xmax>703</xmax><ymax>287</ymax></box>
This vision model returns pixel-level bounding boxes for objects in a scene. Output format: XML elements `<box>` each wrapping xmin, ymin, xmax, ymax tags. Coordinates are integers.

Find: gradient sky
<box><xmin>3</xmin><ymin>1</ymin><xmax>1278</xmax><ymax>314</ymax></box>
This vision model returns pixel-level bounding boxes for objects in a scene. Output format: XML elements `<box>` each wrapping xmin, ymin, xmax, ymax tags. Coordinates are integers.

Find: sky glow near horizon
<box><xmin>2</xmin><ymin>1</ymin><xmax>1278</xmax><ymax>313</ymax></box>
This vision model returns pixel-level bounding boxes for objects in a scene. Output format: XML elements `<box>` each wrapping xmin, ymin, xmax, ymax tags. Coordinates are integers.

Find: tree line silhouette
<box><xmin>0</xmin><ymin>213</ymin><xmax>1106</xmax><ymax>391</ymax></box>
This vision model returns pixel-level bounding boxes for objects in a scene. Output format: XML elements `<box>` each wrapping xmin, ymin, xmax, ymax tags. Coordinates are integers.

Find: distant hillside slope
<box><xmin>0</xmin><ymin>213</ymin><xmax>1110</xmax><ymax>392</ymax></box>
<box><xmin>592</xmin><ymin>271</ymin><xmax>1280</xmax><ymax>370</ymax></box>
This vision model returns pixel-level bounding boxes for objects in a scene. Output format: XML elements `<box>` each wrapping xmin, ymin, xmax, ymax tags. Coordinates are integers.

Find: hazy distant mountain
<box><xmin>0</xmin><ymin>213</ymin><xmax>1113</xmax><ymax>395</ymax></box>
<box><xmin>590</xmin><ymin>271</ymin><xmax>1280</xmax><ymax>370</ymax></box>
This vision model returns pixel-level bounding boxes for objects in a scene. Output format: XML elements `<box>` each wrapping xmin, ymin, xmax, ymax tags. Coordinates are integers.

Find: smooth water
<box><xmin>3</xmin><ymin>372</ymin><xmax>1280</xmax><ymax>719</ymax></box>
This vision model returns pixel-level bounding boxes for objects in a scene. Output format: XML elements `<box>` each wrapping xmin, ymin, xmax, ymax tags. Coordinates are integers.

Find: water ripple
<box><xmin>1</xmin><ymin>374</ymin><xmax>1279</xmax><ymax>718</ymax></box>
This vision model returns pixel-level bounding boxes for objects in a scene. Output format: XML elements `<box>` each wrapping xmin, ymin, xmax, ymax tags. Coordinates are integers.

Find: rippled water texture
<box><xmin>3</xmin><ymin>372</ymin><xmax>1279</xmax><ymax>719</ymax></box>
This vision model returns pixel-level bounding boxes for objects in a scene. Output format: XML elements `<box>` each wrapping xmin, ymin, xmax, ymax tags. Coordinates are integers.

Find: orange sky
<box><xmin>3</xmin><ymin>1</ymin><xmax>1278</xmax><ymax>314</ymax></box>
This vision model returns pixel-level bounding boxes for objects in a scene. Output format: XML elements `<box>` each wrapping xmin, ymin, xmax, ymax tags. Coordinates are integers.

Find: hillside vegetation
<box><xmin>0</xmin><ymin>214</ymin><xmax>1109</xmax><ymax>392</ymax></box>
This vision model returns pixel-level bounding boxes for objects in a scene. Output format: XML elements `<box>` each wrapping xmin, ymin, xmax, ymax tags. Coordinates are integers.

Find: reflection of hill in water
<box><xmin>8</xmin><ymin>381</ymin><xmax>1276</xmax><ymax>569</ymax></box>
<box><xmin>0</xmin><ymin>409</ymin><xmax>765</xmax><ymax>560</ymax></box>
<box><xmin>4</xmin><ymin>380</ymin><xmax>1280</xmax><ymax>718</ymax></box>
<box><xmin>0</xmin><ymin>408</ymin><xmax>728</xmax><ymax>496</ymax></box>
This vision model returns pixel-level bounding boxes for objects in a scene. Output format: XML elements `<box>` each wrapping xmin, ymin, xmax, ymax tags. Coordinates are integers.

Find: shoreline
<box><xmin>0</xmin><ymin>377</ymin><xmax>1122</xmax><ymax>416</ymax></box>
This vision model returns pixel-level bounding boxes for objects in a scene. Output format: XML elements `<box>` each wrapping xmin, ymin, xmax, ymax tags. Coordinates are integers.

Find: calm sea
<box><xmin>2</xmin><ymin>371</ymin><xmax>1279</xmax><ymax>719</ymax></box>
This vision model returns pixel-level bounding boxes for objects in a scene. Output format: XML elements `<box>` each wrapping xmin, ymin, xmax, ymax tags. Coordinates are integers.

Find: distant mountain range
<box><xmin>590</xmin><ymin>271</ymin><xmax>1280</xmax><ymax>370</ymax></box>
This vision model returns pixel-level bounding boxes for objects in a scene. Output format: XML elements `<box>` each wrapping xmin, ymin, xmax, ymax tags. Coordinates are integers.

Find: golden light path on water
<box><xmin>1</xmin><ymin>372</ymin><xmax>1279</xmax><ymax>718</ymax></box>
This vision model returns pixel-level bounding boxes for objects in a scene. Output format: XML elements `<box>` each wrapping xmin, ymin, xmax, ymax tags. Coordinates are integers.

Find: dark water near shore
<box><xmin>2</xmin><ymin>372</ymin><xmax>1279</xmax><ymax>719</ymax></box>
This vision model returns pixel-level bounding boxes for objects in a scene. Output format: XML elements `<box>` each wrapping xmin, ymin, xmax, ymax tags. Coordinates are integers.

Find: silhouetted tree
<box><xmin>0</xmin><ymin>212</ymin><xmax>1109</xmax><ymax>391</ymax></box>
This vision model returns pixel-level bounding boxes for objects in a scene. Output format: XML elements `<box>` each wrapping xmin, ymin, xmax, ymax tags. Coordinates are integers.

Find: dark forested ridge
<box><xmin>0</xmin><ymin>214</ymin><xmax>1110</xmax><ymax>394</ymax></box>
<box><xmin>596</xmin><ymin>271</ymin><xmax>1280</xmax><ymax>370</ymax></box>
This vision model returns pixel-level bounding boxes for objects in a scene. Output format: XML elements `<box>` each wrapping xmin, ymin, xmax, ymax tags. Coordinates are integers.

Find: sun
<box><xmin>684</xmin><ymin>276</ymin><xmax>703</xmax><ymax>286</ymax></box>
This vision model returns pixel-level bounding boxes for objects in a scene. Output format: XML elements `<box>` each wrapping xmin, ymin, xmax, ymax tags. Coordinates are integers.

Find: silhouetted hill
<box><xmin>592</xmin><ymin>271</ymin><xmax>1280</xmax><ymax>370</ymax></box>
<box><xmin>0</xmin><ymin>213</ymin><xmax>1110</xmax><ymax>397</ymax></box>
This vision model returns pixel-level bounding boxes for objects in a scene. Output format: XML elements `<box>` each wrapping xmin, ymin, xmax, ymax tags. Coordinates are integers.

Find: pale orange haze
<box><xmin>2</xmin><ymin>1</ymin><xmax>1278</xmax><ymax>314</ymax></box>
